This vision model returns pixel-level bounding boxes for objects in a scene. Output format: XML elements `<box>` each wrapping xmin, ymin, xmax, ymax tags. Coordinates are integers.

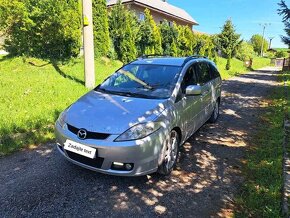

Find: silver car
<box><xmin>55</xmin><ymin>56</ymin><xmax>222</xmax><ymax>176</ymax></box>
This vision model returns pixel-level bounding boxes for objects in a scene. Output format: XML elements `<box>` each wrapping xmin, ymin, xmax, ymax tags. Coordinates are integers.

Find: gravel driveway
<box><xmin>0</xmin><ymin>67</ymin><xmax>280</xmax><ymax>218</ymax></box>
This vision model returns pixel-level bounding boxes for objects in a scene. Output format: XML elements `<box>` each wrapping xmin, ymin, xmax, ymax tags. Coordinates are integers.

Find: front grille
<box><xmin>67</xmin><ymin>124</ymin><xmax>110</xmax><ymax>140</ymax></box>
<box><xmin>66</xmin><ymin>150</ymin><xmax>104</xmax><ymax>168</ymax></box>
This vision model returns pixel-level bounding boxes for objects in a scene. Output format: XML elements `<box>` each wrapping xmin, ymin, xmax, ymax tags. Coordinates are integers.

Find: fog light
<box><xmin>113</xmin><ymin>162</ymin><xmax>124</xmax><ymax>167</ymax></box>
<box><xmin>125</xmin><ymin>163</ymin><xmax>133</xmax><ymax>171</ymax></box>
<box><xmin>111</xmin><ymin>162</ymin><xmax>134</xmax><ymax>171</ymax></box>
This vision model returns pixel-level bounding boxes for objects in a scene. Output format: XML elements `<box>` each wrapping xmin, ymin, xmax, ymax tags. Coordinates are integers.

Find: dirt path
<box><xmin>0</xmin><ymin>67</ymin><xmax>280</xmax><ymax>218</ymax></box>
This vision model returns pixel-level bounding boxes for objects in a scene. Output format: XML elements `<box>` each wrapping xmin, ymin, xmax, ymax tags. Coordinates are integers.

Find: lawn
<box><xmin>0</xmin><ymin>55</ymin><xmax>271</xmax><ymax>156</ymax></box>
<box><xmin>216</xmin><ymin>57</ymin><xmax>271</xmax><ymax>80</ymax></box>
<box><xmin>0</xmin><ymin>56</ymin><xmax>122</xmax><ymax>156</ymax></box>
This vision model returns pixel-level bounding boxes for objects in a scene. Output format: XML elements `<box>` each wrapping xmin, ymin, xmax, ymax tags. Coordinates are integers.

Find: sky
<box><xmin>169</xmin><ymin>0</ymin><xmax>288</xmax><ymax>48</ymax></box>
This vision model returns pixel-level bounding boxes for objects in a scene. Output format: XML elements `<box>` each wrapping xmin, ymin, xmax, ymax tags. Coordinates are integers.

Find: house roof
<box><xmin>106</xmin><ymin>0</ymin><xmax>198</xmax><ymax>25</ymax></box>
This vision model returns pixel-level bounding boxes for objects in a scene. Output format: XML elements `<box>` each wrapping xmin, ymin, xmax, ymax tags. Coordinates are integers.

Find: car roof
<box><xmin>131</xmin><ymin>56</ymin><xmax>210</xmax><ymax>67</ymax></box>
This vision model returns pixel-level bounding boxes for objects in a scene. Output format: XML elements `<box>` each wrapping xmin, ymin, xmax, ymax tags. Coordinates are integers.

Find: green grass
<box><xmin>284</xmin><ymin>71</ymin><xmax>290</xmax><ymax>119</ymax></box>
<box><xmin>0</xmin><ymin>56</ymin><xmax>122</xmax><ymax>156</ymax></box>
<box><xmin>0</xmin><ymin>55</ymin><xmax>271</xmax><ymax>156</ymax></box>
<box><xmin>251</xmin><ymin>57</ymin><xmax>272</xmax><ymax>70</ymax></box>
<box><xmin>216</xmin><ymin>57</ymin><xmax>271</xmax><ymax>80</ymax></box>
<box><xmin>234</xmin><ymin>71</ymin><xmax>289</xmax><ymax>217</ymax></box>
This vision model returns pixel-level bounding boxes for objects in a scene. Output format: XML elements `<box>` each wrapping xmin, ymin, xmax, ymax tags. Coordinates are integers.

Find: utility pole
<box><xmin>259</xmin><ymin>23</ymin><xmax>270</xmax><ymax>57</ymax></box>
<box><xmin>82</xmin><ymin>0</ymin><xmax>95</xmax><ymax>88</ymax></box>
<box><xmin>268</xmin><ymin>37</ymin><xmax>274</xmax><ymax>49</ymax></box>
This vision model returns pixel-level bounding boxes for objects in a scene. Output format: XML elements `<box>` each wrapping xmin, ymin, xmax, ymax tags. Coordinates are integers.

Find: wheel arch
<box><xmin>172</xmin><ymin>127</ymin><xmax>182</xmax><ymax>144</ymax></box>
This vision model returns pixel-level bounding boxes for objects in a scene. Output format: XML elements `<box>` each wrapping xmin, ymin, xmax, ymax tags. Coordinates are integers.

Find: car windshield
<box><xmin>96</xmin><ymin>64</ymin><xmax>181</xmax><ymax>99</ymax></box>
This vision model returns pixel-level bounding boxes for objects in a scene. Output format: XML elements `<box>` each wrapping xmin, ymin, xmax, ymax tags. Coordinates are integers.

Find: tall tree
<box><xmin>160</xmin><ymin>21</ymin><xmax>178</xmax><ymax>56</ymax></box>
<box><xmin>0</xmin><ymin>0</ymin><xmax>81</xmax><ymax>60</ymax></box>
<box><xmin>177</xmin><ymin>25</ymin><xmax>197</xmax><ymax>56</ymax></box>
<box><xmin>137</xmin><ymin>9</ymin><xmax>162</xmax><ymax>55</ymax></box>
<box><xmin>250</xmin><ymin>34</ymin><xmax>269</xmax><ymax>55</ymax></box>
<box><xmin>217</xmin><ymin>19</ymin><xmax>242</xmax><ymax>70</ymax></box>
<box><xmin>92</xmin><ymin>0</ymin><xmax>110</xmax><ymax>57</ymax></box>
<box><xmin>278</xmin><ymin>0</ymin><xmax>290</xmax><ymax>47</ymax></box>
<box><xmin>108</xmin><ymin>0</ymin><xmax>137</xmax><ymax>63</ymax></box>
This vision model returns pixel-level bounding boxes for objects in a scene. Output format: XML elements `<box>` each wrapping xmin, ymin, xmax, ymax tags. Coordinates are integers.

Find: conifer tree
<box><xmin>160</xmin><ymin>21</ymin><xmax>178</xmax><ymax>56</ymax></box>
<box><xmin>137</xmin><ymin>9</ymin><xmax>162</xmax><ymax>55</ymax></box>
<box><xmin>177</xmin><ymin>25</ymin><xmax>197</xmax><ymax>56</ymax></box>
<box><xmin>92</xmin><ymin>0</ymin><xmax>110</xmax><ymax>57</ymax></box>
<box><xmin>108</xmin><ymin>1</ymin><xmax>137</xmax><ymax>62</ymax></box>
<box><xmin>278</xmin><ymin>0</ymin><xmax>290</xmax><ymax>47</ymax></box>
<box><xmin>217</xmin><ymin>19</ymin><xmax>242</xmax><ymax>70</ymax></box>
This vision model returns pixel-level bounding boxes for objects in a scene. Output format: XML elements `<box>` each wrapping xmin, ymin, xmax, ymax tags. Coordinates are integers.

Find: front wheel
<box><xmin>209</xmin><ymin>100</ymin><xmax>220</xmax><ymax>123</ymax></box>
<box><xmin>157</xmin><ymin>130</ymin><xmax>180</xmax><ymax>175</ymax></box>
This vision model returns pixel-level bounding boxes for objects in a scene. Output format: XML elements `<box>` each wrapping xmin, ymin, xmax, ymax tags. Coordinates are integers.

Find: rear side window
<box><xmin>209</xmin><ymin>63</ymin><xmax>221</xmax><ymax>79</ymax></box>
<box><xmin>196</xmin><ymin>62</ymin><xmax>211</xmax><ymax>85</ymax></box>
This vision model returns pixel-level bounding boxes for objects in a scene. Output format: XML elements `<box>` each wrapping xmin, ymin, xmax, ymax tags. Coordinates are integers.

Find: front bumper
<box><xmin>55</xmin><ymin>123</ymin><xmax>167</xmax><ymax>176</ymax></box>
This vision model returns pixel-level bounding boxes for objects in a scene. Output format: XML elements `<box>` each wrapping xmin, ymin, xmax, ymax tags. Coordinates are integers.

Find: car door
<box><xmin>209</xmin><ymin>63</ymin><xmax>222</xmax><ymax>108</ymax></box>
<box><xmin>195</xmin><ymin>61</ymin><xmax>213</xmax><ymax>123</ymax></box>
<box><xmin>175</xmin><ymin>64</ymin><xmax>203</xmax><ymax>139</ymax></box>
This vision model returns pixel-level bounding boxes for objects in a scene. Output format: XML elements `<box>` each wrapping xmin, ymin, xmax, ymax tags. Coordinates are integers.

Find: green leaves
<box><xmin>250</xmin><ymin>34</ymin><xmax>269</xmax><ymax>55</ymax></box>
<box><xmin>278</xmin><ymin>0</ymin><xmax>290</xmax><ymax>46</ymax></box>
<box><xmin>137</xmin><ymin>9</ymin><xmax>162</xmax><ymax>55</ymax></box>
<box><xmin>217</xmin><ymin>19</ymin><xmax>242</xmax><ymax>69</ymax></box>
<box><xmin>92</xmin><ymin>0</ymin><xmax>110</xmax><ymax>57</ymax></box>
<box><xmin>0</xmin><ymin>0</ymin><xmax>81</xmax><ymax>61</ymax></box>
<box><xmin>108</xmin><ymin>1</ymin><xmax>138</xmax><ymax>63</ymax></box>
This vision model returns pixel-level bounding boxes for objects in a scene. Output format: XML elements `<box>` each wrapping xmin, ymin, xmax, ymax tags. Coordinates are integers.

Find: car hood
<box><xmin>64</xmin><ymin>91</ymin><xmax>168</xmax><ymax>134</ymax></box>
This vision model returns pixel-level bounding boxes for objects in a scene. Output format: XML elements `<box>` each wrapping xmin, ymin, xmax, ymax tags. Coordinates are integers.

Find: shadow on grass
<box><xmin>0</xmin><ymin>110</ymin><xmax>62</xmax><ymax>157</ymax></box>
<box><xmin>28</xmin><ymin>61</ymin><xmax>51</xmax><ymax>68</ymax></box>
<box><xmin>0</xmin><ymin>54</ymin><xmax>15</xmax><ymax>62</ymax></box>
<box><xmin>51</xmin><ymin>60</ymin><xmax>85</xmax><ymax>86</ymax></box>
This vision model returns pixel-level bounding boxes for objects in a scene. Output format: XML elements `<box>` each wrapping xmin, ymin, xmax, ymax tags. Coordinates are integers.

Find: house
<box><xmin>106</xmin><ymin>0</ymin><xmax>198</xmax><ymax>29</ymax></box>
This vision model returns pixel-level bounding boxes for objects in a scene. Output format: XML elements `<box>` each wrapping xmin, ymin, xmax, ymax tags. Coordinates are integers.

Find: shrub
<box><xmin>0</xmin><ymin>0</ymin><xmax>81</xmax><ymax>61</ymax></box>
<box><xmin>275</xmin><ymin>50</ymin><xmax>288</xmax><ymax>58</ymax></box>
<box><xmin>236</xmin><ymin>41</ymin><xmax>255</xmax><ymax>61</ymax></box>
<box><xmin>250</xmin><ymin>34</ymin><xmax>269</xmax><ymax>55</ymax></box>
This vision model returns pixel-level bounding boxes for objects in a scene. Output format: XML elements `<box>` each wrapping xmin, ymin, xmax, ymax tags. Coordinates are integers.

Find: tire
<box><xmin>209</xmin><ymin>100</ymin><xmax>220</xmax><ymax>123</ymax></box>
<box><xmin>157</xmin><ymin>130</ymin><xmax>180</xmax><ymax>175</ymax></box>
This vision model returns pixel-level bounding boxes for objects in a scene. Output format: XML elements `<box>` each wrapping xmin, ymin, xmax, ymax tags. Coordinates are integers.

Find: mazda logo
<box><xmin>77</xmin><ymin>129</ymin><xmax>87</xmax><ymax>140</ymax></box>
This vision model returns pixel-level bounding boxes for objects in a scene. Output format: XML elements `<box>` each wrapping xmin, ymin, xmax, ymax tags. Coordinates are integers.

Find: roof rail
<box><xmin>182</xmin><ymin>55</ymin><xmax>208</xmax><ymax>66</ymax></box>
<box><xmin>138</xmin><ymin>54</ymin><xmax>172</xmax><ymax>59</ymax></box>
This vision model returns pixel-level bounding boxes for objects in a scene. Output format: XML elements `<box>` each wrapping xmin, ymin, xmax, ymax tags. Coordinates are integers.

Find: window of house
<box><xmin>168</xmin><ymin>21</ymin><xmax>172</xmax><ymax>27</ymax></box>
<box><xmin>139</xmin><ymin>12</ymin><xmax>145</xmax><ymax>21</ymax></box>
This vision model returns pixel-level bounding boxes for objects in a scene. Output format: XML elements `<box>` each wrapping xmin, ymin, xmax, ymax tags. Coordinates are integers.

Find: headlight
<box><xmin>115</xmin><ymin>122</ymin><xmax>161</xmax><ymax>142</ymax></box>
<box><xmin>57</xmin><ymin>111</ymin><xmax>66</xmax><ymax>129</ymax></box>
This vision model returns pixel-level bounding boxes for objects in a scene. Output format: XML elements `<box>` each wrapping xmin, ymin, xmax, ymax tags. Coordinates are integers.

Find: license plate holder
<box><xmin>64</xmin><ymin>140</ymin><xmax>96</xmax><ymax>159</ymax></box>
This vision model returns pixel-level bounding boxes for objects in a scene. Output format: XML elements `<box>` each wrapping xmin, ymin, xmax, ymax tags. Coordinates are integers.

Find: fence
<box><xmin>283</xmin><ymin>57</ymin><xmax>290</xmax><ymax>71</ymax></box>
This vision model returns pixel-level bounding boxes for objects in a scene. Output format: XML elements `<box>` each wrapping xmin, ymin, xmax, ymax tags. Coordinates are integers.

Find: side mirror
<box><xmin>185</xmin><ymin>85</ymin><xmax>202</xmax><ymax>96</ymax></box>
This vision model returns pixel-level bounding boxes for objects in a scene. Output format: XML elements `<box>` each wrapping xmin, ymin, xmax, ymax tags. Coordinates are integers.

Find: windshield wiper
<box><xmin>96</xmin><ymin>88</ymin><xmax>160</xmax><ymax>99</ymax></box>
<box><xmin>118</xmin><ymin>69</ymin><xmax>153</xmax><ymax>90</ymax></box>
